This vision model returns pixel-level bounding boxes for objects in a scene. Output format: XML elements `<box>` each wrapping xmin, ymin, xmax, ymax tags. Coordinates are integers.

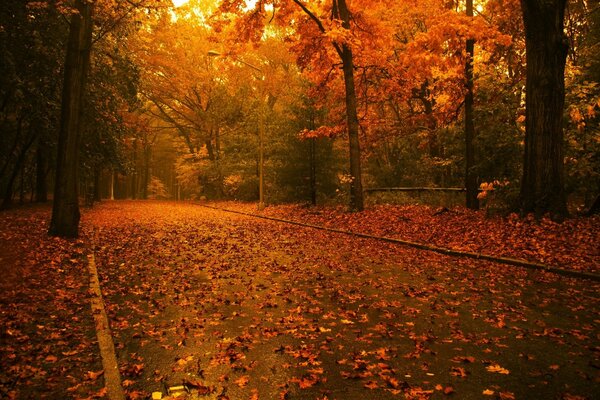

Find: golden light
<box><xmin>172</xmin><ymin>0</ymin><xmax>189</xmax><ymax>7</ymax></box>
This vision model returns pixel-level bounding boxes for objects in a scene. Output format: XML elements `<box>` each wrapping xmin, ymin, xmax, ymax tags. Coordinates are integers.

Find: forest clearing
<box><xmin>1</xmin><ymin>201</ymin><xmax>599</xmax><ymax>399</ymax></box>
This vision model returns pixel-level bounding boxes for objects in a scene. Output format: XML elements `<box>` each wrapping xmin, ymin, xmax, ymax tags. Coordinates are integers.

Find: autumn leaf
<box><xmin>451</xmin><ymin>356</ymin><xmax>475</xmax><ymax>364</ymax></box>
<box><xmin>290</xmin><ymin>373</ymin><xmax>321</xmax><ymax>389</ymax></box>
<box><xmin>364</xmin><ymin>380</ymin><xmax>379</xmax><ymax>389</ymax></box>
<box><xmin>234</xmin><ymin>375</ymin><xmax>249</xmax><ymax>387</ymax></box>
<box><xmin>486</xmin><ymin>364</ymin><xmax>510</xmax><ymax>374</ymax></box>
<box><xmin>127</xmin><ymin>390</ymin><xmax>146</xmax><ymax>400</ymax></box>
<box><xmin>93</xmin><ymin>387</ymin><xmax>108</xmax><ymax>398</ymax></box>
<box><xmin>450</xmin><ymin>367</ymin><xmax>468</xmax><ymax>378</ymax></box>
<box><xmin>85</xmin><ymin>370</ymin><xmax>104</xmax><ymax>381</ymax></box>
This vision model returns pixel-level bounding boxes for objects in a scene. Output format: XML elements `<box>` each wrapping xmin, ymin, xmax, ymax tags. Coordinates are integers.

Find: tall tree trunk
<box><xmin>0</xmin><ymin>115</ymin><xmax>24</xmax><ymax>181</ymax></box>
<box><xmin>465</xmin><ymin>0</ymin><xmax>479</xmax><ymax>210</ymax></box>
<box><xmin>258</xmin><ymin>102</ymin><xmax>265</xmax><ymax>209</ymax></box>
<box><xmin>1</xmin><ymin>128</ymin><xmax>37</xmax><ymax>210</ymax></box>
<box><xmin>215</xmin><ymin>125</ymin><xmax>221</xmax><ymax>158</ymax></box>
<box><xmin>520</xmin><ymin>0</ymin><xmax>569</xmax><ymax>218</ymax></box>
<box><xmin>337</xmin><ymin>0</ymin><xmax>364</xmax><ymax>211</ymax></box>
<box><xmin>35</xmin><ymin>142</ymin><xmax>48</xmax><ymax>203</ymax></box>
<box><xmin>93</xmin><ymin>167</ymin><xmax>101</xmax><ymax>202</ymax></box>
<box><xmin>308</xmin><ymin>111</ymin><xmax>317</xmax><ymax>206</ymax></box>
<box><xmin>49</xmin><ymin>0</ymin><xmax>93</xmax><ymax>237</ymax></box>
<box><xmin>132</xmin><ymin>139</ymin><xmax>138</xmax><ymax>199</ymax></box>
<box><xmin>110</xmin><ymin>170</ymin><xmax>115</xmax><ymax>200</ymax></box>
<box><xmin>310</xmin><ymin>137</ymin><xmax>317</xmax><ymax>206</ymax></box>
<box><xmin>19</xmin><ymin>164</ymin><xmax>25</xmax><ymax>205</ymax></box>
<box><xmin>292</xmin><ymin>0</ymin><xmax>363</xmax><ymax>210</ymax></box>
<box><xmin>142</xmin><ymin>146</ymin><xmax>150</xmax><ymax>200</ymax></box>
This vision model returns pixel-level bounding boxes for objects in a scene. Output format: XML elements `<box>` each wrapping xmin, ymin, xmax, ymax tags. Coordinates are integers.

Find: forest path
<box><xmin>84</xmin><ymin>201</ymin><xmax>599</xmax><ymax>400</ymax></box>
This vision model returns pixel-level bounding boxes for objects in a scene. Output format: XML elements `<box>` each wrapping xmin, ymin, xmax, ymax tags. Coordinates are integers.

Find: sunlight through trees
<box><xmin>1</xmin><ymin>0</ymin><xmax>598</xmax><ymax>235</ymax></box>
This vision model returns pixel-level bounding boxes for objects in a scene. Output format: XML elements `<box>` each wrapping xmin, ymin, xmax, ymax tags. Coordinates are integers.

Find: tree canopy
<box><xmin>1</xmin><ymin>0</ymin><xmax>598</xmax><ymax>234</ymax></box>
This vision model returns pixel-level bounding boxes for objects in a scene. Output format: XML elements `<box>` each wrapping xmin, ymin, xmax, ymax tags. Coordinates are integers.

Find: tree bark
<box><xmin>110</xmin><ymin>170</ymin><xmax>115</xmax><ymax>200</ymax></box>
<box><xmin>1</xmin><ymin>127</ymin><xmax>37</xmax><ymax>210</ymax></box>
<box><xmin>336</xmin><ymin>0</ymin><xmax>364</xmax><ymax>211</ymax></box>
<box><xmin>0</xmin><ymin>115</ymin><xmax>25</xmax><ymax>181</ymax></box>
<box><xmin>142</xmin><ymin>146</ymin><xmax>150</xmax><ymax>200</ymax></box>
<box><xmin>310</xmin><ymin>137</ymin><xmax>317</xmax><ymax>206</ymax></box>
<box><xmin>465</xmin><ymin>0</ymin><xmax>479</xmax><ymax>210</ymax></box>
<box><xmin>292</xmin><ymin>0</ymin><xmax>364</xmax><ymax>211</ymax></box>
<box><xmin>35</xmin><ymin>141</ymin><xmax>48</xmax><ymax>203</ymax></box>
<box><xmin>132</xmin><ymin>138</ymin><xmax>138</xmax><ymax>199</ymax></box>
<box><xmin>93</xmin><ymin>167</ymin><xmax>101</xmax><ymax>202</ymax></box>
<box><xmin>520</xmin><ymin>0</ymin><xmax>569</xmax><ymax>218</ymax></box>
<box><xmin>49</xmin><ymin>0</ymin><xmax>93</xmax><ymax>237</ymax></box>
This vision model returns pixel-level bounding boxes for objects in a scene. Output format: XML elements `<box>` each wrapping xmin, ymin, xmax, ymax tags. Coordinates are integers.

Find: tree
<box><xmin>214</xmin><ymin>0</ymin><xmax>367</xmax><ymax>210</ymax></box>
<box><xmin>289</xmin><ymin>0</ymin><xmax>364</xmax><ymax>210</ymax></box>
<box><xmin>49</xmin><ymin>0</ymin><xmax>93</xmax><ymax>237</ymax></box>
<box><xmin>0</xmin><ymin>1</ymin><xmax>65</xmax><ymax>210</ymax></box>
<box><xmin>464</xmin><ymin>0</ymin><xmax>478</xmax><ymax>209</ymax></box>
<box><xmin>519</xmin><ymin>0</ymin><xmax>569</xmax><ymax>218</ymax></box>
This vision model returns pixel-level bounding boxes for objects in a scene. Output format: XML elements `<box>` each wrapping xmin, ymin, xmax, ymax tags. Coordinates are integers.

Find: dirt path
<box><xmin>85</xmin><ymin>201</ymin><xmax>599</xmax><ymax>399</ymax></box>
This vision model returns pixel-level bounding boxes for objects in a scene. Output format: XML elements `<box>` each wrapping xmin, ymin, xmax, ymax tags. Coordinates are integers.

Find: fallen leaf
<box><xmin>234</xmin><ymin>375</ymin><xmax>249</xmax><ymax>387</ymax></box>
<box><xmin>486</xmin><ymin>364</ymin><xmax>510</xmax><ymax>374</ymax></box>
<box><xmin>364</xmin><ymin>380</ymin><xmax>378</xmax><ymax>389</ymax></box>
<box><xmin>86</xmin><ymin>370</ymin><xmax>104</xmax><ymax>380</ymax></box>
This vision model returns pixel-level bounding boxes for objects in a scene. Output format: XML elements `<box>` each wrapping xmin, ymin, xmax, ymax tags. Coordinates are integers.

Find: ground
<box><xmin>1</xmin><ymin>201</ymin><xmax>599</xmax><ymax>399</ymax></box>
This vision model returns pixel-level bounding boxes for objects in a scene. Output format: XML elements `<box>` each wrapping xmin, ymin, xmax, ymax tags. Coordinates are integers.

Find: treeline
<box><xmin>1</xmin><ymin>0</ymin><xmax>598</xmax><ymax>238</ymax></box>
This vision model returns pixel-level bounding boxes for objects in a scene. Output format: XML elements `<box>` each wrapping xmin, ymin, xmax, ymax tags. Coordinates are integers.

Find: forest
<box><xmin>1</xmin><ymin>0</ymin><xmax>598</xmax><ymax>233</ymax></box>
<box><xmin>1</xmin><ymin>1</ymin><xmax>599</xmax><ymax>400</ymax></box>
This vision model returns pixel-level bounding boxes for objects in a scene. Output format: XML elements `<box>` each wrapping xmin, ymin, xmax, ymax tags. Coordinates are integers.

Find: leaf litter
<box><xmin>1</xmin><ymin>201</ymin><xmax>598</xmax><ymax>399</ymax></box>
<box><xmin>85</xmin><ymin>201</ymin><xmax>598</xmax><ymax>399</ymax></box>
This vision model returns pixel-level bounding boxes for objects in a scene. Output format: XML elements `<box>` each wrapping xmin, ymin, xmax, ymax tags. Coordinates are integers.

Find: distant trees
<box><xmin>1</xmin><ymin>0</ymin><xmax>598</xmax><ymax>227</ymax></box>
<box><xmin>0</xmin><ymin>1</ymin><xmax>66</xmax><ymax>210</ymax></box>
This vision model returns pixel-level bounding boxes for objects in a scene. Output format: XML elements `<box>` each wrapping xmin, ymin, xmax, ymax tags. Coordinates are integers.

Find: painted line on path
<box><xmin>87</xmin><ymin>247</ymin><xmax>126</xmax><ymax>400</ymax></box>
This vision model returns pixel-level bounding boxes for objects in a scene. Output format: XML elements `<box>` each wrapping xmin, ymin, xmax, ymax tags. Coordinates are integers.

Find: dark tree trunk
<box><xmin>310</xmin><ymin>138</ymin><xmax>317</xmax><ymax>206</ymax></box>
<box><xmin>215</xmin><ymin>125</ymin><xmax>221</xmax><ymax>158</ymax></box>
<box><xmin>142</xmin><ymin>146</ymin><xmax>150</xmax><ymax>200</ymax></box>
<box><xmin>0</xmin><ymin>116</ymin><xmax>24</xmax><ymax>181</ymax></box>
<box><xmin>585</xmin><ymin>194</ymin><xmax>599</xmax><ymax>215</ymax></box>
<box><xmin>1</xmin><ymin>128</ymin><xmax>37</xmax><ymax>210</ymax></box>
<box><xmin>49</xmin><ymin>0</ymin><xmax>93</xmax><ymax>237</ymax></box>
<box><xmin>132</xmin><ymin>139</ymin><xmax>138</xmax><ymax>199</ymax></box>
<box><xmin>465</xmin><ymin>0</ymin><xmax>479</xmax><ymax>210</ymax></box>
<box><xmin>93</xmin><ymin>167</ymin><xmax>101</xmax><ymax>202</ymax></box>
<box><xmin>337</xmin><ymin>0</ymin><xmax>364</xmax><ymax>211</ymax></box>
<box><xmin>35</xmin><ymin>142</ymin><xmax>48</xmax><ymax>203</ymax></box>
<box><xmin>110</xmin><ymin>170</ymin><xmax>115</xmax><ymax>200</ymax></box>
<box><xmin>519</xmin><ymin>0</ymin><xmax>569</xmax><ymax>218</ymax></box>
<box><xmin>292</xmin><ymin>0</ymin><xmax>363</xmax><ymax>210</ymax></box>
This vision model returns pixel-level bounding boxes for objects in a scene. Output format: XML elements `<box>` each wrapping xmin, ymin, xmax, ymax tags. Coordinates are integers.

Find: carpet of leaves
<box><xmin>85</xmin><ymin>201</ymin><xmax>598</xmax><ymax>400</ymax></box>
<box><xmin>0</xmin><ymin>206</ymin><xmax>104</xmax><ymax>399</ymax></box>
<box><xmin>220</xmin><ymin>202</ymin><xmax>600</xmax><ymax>273</ymax></box>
